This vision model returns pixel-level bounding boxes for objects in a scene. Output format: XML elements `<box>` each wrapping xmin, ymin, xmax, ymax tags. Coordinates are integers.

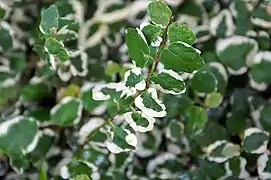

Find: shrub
<box><xmin>0</xmin><ymin>0</ymin><xmax>271</xmax><ymax>179</ymax></box>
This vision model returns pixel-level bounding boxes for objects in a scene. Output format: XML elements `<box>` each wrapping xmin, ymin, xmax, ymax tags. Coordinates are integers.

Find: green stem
<box><xmin>145</xmin><ymin>17</ymin><xmax>173</xmax><ymax>89</ymax></box>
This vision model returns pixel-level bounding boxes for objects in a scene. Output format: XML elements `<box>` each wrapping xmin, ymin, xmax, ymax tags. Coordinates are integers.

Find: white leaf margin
<box><xmin>243</xmin><ymin>127</ymin><xmax>269</xmax><ymax>154</ymax></box>
<box><xmin>204</xmin><ymin>140</ymin><xmax>240</xmax><ymax>163</ymax></box>
<box><xmin>78</xmin><ymin>117</ymin><xmax>104</xmax><ymax>144</ymax></box>
<box><xmin>210</xmin><ymin>10</ymin><xmax>235</xmax><ymax>37</ymax></box>
<box><xmin>135</xmin><ymin>88</ymin><xmax>166</xmax><ymax>118</ymax></box>
<box><xmin>152</xmin><ymin>69</ymin><xmax>186</xmax><ymax>95</ymax></box>
<box><xmin>258</xmin><ymin>152</ymin><xmax>271</xmax><ymax>180</ymax></box>
<box><xmin>123</xmin><ymin>111</ymin><xmax>155</xmax><ymax>132</ymax></box>
<box><xmin>216</xmin><ymin>36</ymin><xmax>258</xmax><ymax>75</ymax></box>
<box><xmin>223</xmin><ymin>157</ymin><xmax>250</xmax><ymax>179</ymax></box>
<box><xmin>92</xmin><ymin>82</ymin><xmax>135</xmax><ymax>101</ymax></box>
<box><xmin>124</xmin><ymin>67</ymin><xmax>146</xmax><ymax>91</ymax></box>
<box><xmin>106</xmin><ymin>128</ymin><xmax>137</xmax><ymax>154</ymax></box>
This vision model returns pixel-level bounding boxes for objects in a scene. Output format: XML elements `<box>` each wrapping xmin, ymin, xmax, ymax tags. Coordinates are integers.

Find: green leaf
<box><xmin>39</xmin><ymin>5</ymin><xmax>59</xmax><ymax>35</ymax></box>
<box><xmin>80</xmin><ymin>85</ymin><xmax>103</xmax><ymax>113</ymax></box>
<box><xmin>252</xmin><ymin>4</ymin><xmax>271</xmax><ymax>28</ymax></box>
<box><xmin>125</xmin><ymin>28</ymin><xmax>150</xmax><ymax>68</ymax></box>
<box><xmin>0</xmin><ymin>6</ymin><xmax>6</xmax><ymax>19</ymax></box>
<box><xmin>168</xmin><ymin>23</ymin><xmax>196</xmax><ymax>45</ymax></box>
<box><xmin>243</xmin><ymin>128</ymin><xmax>269</xmax><ymax>154</ymax></box>
<box><xmin>222</xmin><ymin>144</ymin><xmax>240</xmax><ymax>157</ymax></box>
<box><xmin>254</xmin><ymin>31</ymin><xmax>270</xmax><ymax>51</ymax></box>
<box><xmin>147</xmin><ymin>1</ymin><xmax>172</xmax><ymax>28</ymax></box>
<box><xmin>0</xmin><ymin>24</ymin><xmax>13</xmax><ymax>52</ymax></box>
<box><xmin>194</xmin><ymin>121</ymin><xmax>228</xmax><ymax>148</ymax></box>
<box><xmin>107</xmin><ymin>127</ymin><xmax>137</xmax><ymax>154</ymax></box>
<box><xmin>20</xmin><ymin>83</ymin><xmax>50</xmax><ymax>102</ymax></box>
<box><xmin>198</xmin><ymin>159</ymin><xmax>226</xmax><ymax>179</ymax></box>
<box><xmin>150</xmin><ymin>69</ymin><xmax>186</xmax><ymax>95</ymax></box>
<box><xmin>191</xmin><ymin>71</ymin><xmax>217</xmax><ymax>93</ymax></box>
<box><xmin>260</xmin><ymin>103</ymin><xmax>271</xmax><ymax>131</ymax></box>
<box><xmin>61</xmin><ymin>160</ymin><xmax>98</xmax><ymax>179</ymax></box>
<box><xmin>160</xmin><ymin>42</ymin><xmax>205</xmax><ymax>73</ymax></box>
<box><xmin>231</xmin><ymin>88</ymin><xmax>250</xmax><ymax>116</ymax></box>
<box><xmin>251</xmin><ymin>52</ymin><xmax>271</xmax><ymax>84</ymax></box>
<box><xmin>163</xmin><ymin>94</ymin><xmax>192</xmax><ymax>117</ymax></box>
<box><xmin>204</xmin><ymin>62</ymin><xmax>228</xmax><ymax>94</ymax></box>
<box><xmin>205</xmin><ymin>141</ymin><xmax>240</xmax><ymax>163</ymax></box>
<box><xmin>225</xmin><ymin>157</ymin><xmax>249</xmax><ymax>179</ymax></box>
<box><xmin>123</xmin><ymin>111</ymin><xmax>155</xmax><ymax>132</ymax></box>
<box><xmin>76</xmin><ymin>146</ymin><xmax>108</xmax><ymax>168</ymax></box>
<box><xmin>135</xmin><ymin>88</ymin><xmax>166</xmax><ymax>118</ymax></box>
<box><xmin>29</xmin><ymin>130</ymin><xmax>55</xmax><ymax>161</ymax></box>
<box><xmin>186</xmin><ymin>106</ymin><xmax>208</xmax><ymax>136</ymax></box>
<box><xmin>0</xmin><ymin>117</ymin><xmax>38</xmax><ymax>155</ymax></box>
<box><xmin>9</xmin><ymin>154</ymin><xmax>29</xmax><ymax>173</ymax></box>
<box><xmin>166</xmin><ymin>120</ymin><xmax>184</xmax><ymax>142</ymax></box>
<box><xmin>75</xmin><ymin>174</ymin><xmax>91</xmax><ymax>180</ymax></box>
<box><xmin>92</xmin><ymin>83</ymin><xmax>125</xmax><ymax>101</ymax></box>
<box><xmin>109</xmin><ymin>152</ymin><xmax>133</xmax><ymax>170</ymax></box>
<box><xmin>205</xmin><ymin>92</ymin><xmax>223</xmax><ymax>108</ymax></box>
<box><xmin>141</xmin><ymin>23</ymin><xmax>163</xmax><ymax>45</ymax></box>
<box><xmin>50</xmin><ymin>97</ymin><xmax>82</xmax><ymax>126</ymax></box>
<box><xmin>10</xmin><ymin>52</ymin><xmax>27</xmax><ymax>72</ymax></box>
<box><xmin>44</xmin><ymin>37</ymin><xmax>69</xmax><ymax>62</ymax></box>
<box><xmin>226</xmin><ymin>114</ymin><xmax>250</xmax><ymax>136</ymax></box>
<box><xmin>33</xmin><ymin>45</ymin><xmax>56</xmax><ymax>70</ymax></box>
<box><xmin>124</xmin><ymin>68</ymin><xmax>146</xmax><ymax>90</ymax></box>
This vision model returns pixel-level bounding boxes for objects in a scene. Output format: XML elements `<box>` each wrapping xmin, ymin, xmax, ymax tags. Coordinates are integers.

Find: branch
<box><xmin>145</xmin><ymin>17</ymin><xmax>173</xmax><ymax>89</ymax></box>
<box><xmin>77</xmin><ymin>18</ymin><xmax>173</xmax><ymax>150</ymax></box>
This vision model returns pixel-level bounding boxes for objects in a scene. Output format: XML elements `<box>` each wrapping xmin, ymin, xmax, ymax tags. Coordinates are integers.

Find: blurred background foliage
<box><xmin>1</xmin><ymin>0</ymin><xmax>271</xmax><ymax>179</ymax></box>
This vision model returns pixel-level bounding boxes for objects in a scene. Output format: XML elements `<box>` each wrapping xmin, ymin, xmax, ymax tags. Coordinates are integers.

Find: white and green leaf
<box><xmin>243</xmin><ymin>128</ymin><xmax>269</xmax><ymax>154</ymax></box>
<box><xmin>150</xmin><ymin>69</ymin><xmax>186</xmax><ymax>95</ymax></box>
<box><xmin>140</xmin><ymin>22</ymin><xmax>163</xmax><ymax>46</ymax></box>
<box><xmin>251</xmin><ymin>52</ymin><xmax>271</xmax><ymax>84</ymax></box>
<box><xmin>210</xmin><ymin>10</ymin><xmax>235</xmax><ymax>37</ymax></box>
<box><xmin>44</xmin><ymin>37</ymin><xmax>69</xmax><ymax>62</ymax></box>
<box><xmin>106</xmin><ymin>127</ymin><xmax>137</xmax><ymax>154</ymax></box>
<box><xmin>147</xmin><ymin>1</ymin><xmax>172</xmax><ymax>28</ymax></box>
<box><xmin>190</xmin><ymin>71</ymin><xmax>217</xmax><ymax>94</ymax></box>
<box><xmin>216</xmin><ymin>36</ymin><xmax>258</xmax><ymax>75</ymax></box>
<box><xmin>124</xmin><ymin>111</ymin><xmax>155</xmax><ymax>132</ymax></box>
<box><xmin>39</xmin><ymin>5</ymin><xmax>59</xmax><ymax>35</ymax></box>
<box><xmin>124</xmin><ymin>68</ymin><xmax>146</xmax><ymax>91</ymax></box>
<box><xmin>50</xmin><ymin>97</ymin><xmax>83</xmax><ymax>126</ymax></box>
<box><xmin>0</xmin><ymin>116</ymin><xmax>38</xmax><ymax>155</ymax></box>
<box><xmin>165</xmin><ymin>120</ymin><xmax>184</xmax><ymax>142</ymax></box>
<box><xmin>160</xmin><ymin>41</ymin><xmax>204</xmax><ymax>73</ymax></box>
<box><xmin>125</xmin><ymin>28</ymin><xmax>150</xmax><ymax>68</ymax></box>
<box><xmin>186</xmin><ymin>105</ymin><xmax>208</xmax><ymax>136</ymax></box>
<box><xmin>135</xmin><ymin>88</ymin><xmax>166</xmax><ymax>118</ymax></box>
<box><xmin>92</xmin><ymin>82</ymin><xmax>134</xmax><ymax>101</ymax></box>
<box><xmin>204</xmin><ymin>140</ymin><xmax>240</xmax><ymax>163</ymax></box>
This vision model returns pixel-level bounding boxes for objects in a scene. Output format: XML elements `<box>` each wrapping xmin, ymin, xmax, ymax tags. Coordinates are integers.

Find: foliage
<box><xmin>0</xmin><ymin>0</ymin><xmax>271</xmax><ymax>179</ymax></box>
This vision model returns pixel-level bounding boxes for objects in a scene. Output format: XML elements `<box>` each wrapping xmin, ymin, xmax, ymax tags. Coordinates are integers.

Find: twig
<box><xmin>145</xmin><ymin>17</ymin><xmax>173</xmax><ymax>89</ymax></box>
<box><xmin>77</xmin><ymin>17</ymin><xmax>173</xmax><ymax>150</ymax></box>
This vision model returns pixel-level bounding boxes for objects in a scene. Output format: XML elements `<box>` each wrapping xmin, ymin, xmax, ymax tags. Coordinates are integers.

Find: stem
<box><xmin>78</xmin><ymin>17</ymin><xmax>173</xmax><ymax>150</ymax></box>
<box><xmin>145</xmin><ymin>17</ymin><xmax>172</xmax><ymax>89</ymax></box>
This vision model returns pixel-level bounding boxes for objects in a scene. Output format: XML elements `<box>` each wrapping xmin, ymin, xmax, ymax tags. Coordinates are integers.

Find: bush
<box><xmin>0</xmin><ymin>0</ymin><xmax>271</xmax><ymax>179</ymax></box>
